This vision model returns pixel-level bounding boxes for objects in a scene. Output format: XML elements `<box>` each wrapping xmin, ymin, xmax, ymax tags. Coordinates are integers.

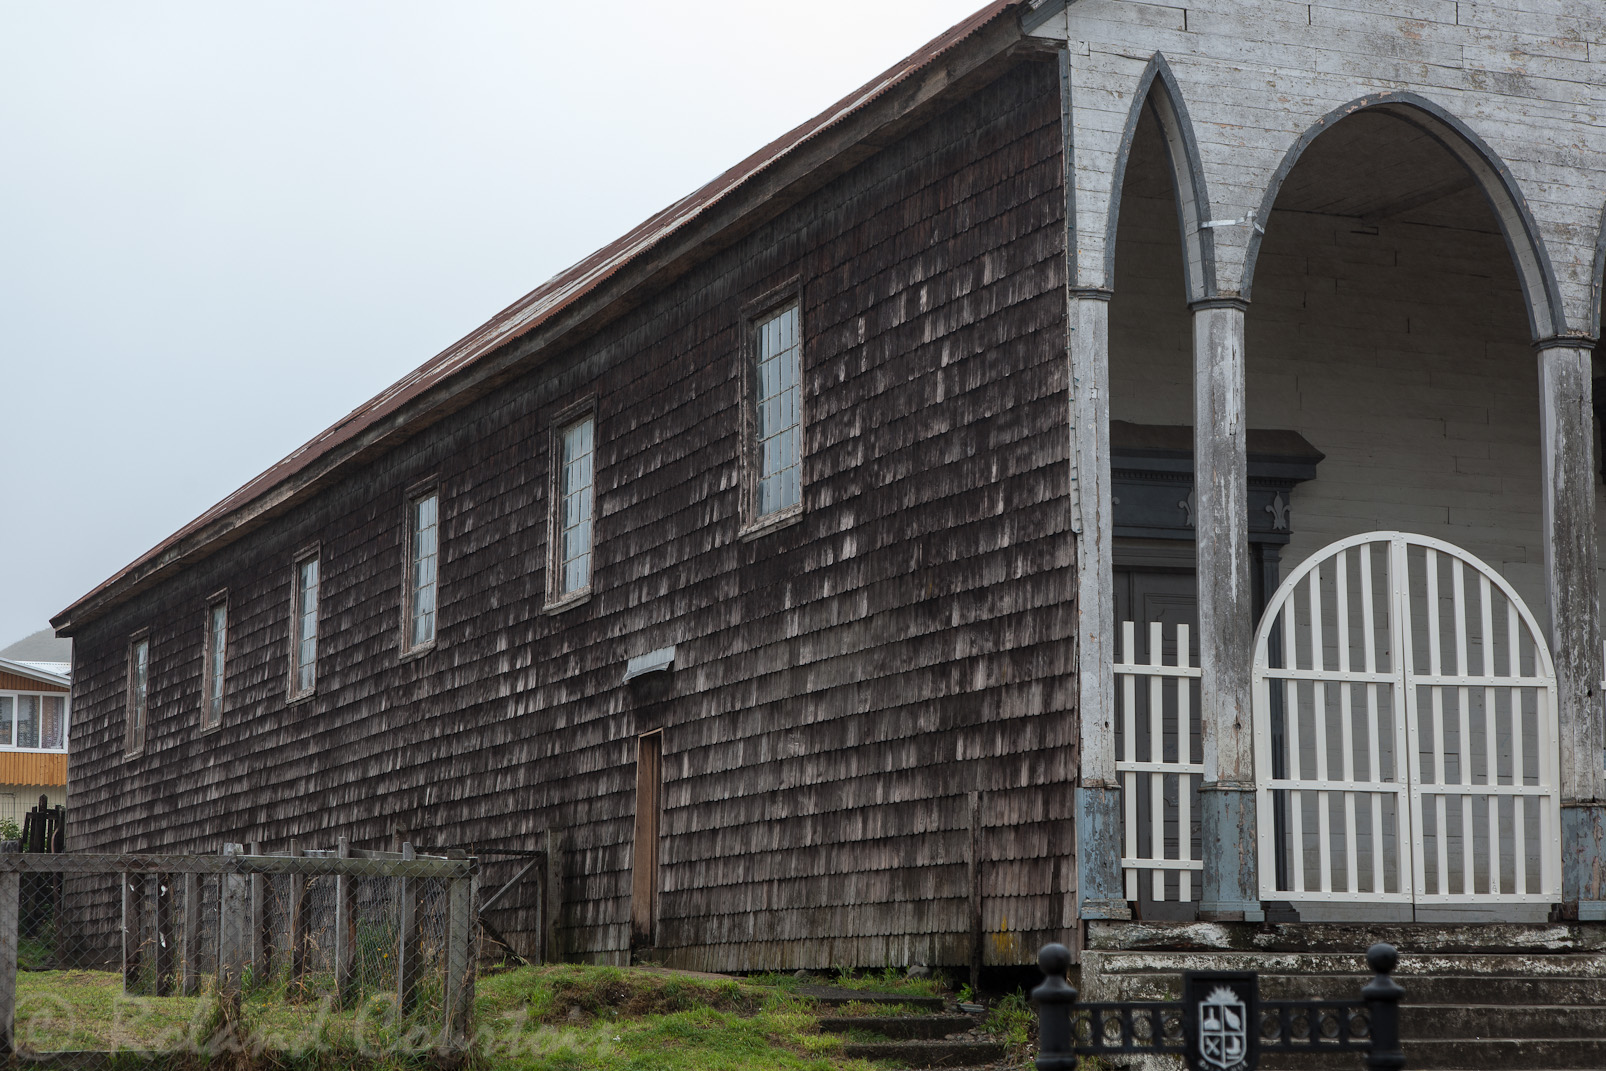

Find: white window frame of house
<box><xmin>289</xmin><ymin>548</ymin><xmax>321</xmax><ymax>700</ymax></box>
<box><xmin>201</xmin><ymin>593</ymin><xmax>227</xmax><ymax>732</ymax></box>
<box><xmin>0</xmin><ymin>691</ymin><xmax>70</xmax><ymax>754</ymax></box>
<box><xmin>125</xmin><ymin>633</ymin><xmax>149</xmax><ymax>756</ymax></box>
<box><xmin>404</xmin><ymin>486</ymin><xmax>441</xmax><ymax>653</ymax></box>
<box><xmin>547</xmin><ymin>406</ymin><xmax>596</xmax><ymax>608</ymax></box>
<box><xmin>743</xmin><ymin>294</ymin><xmax>804</xmax><ymax>533</ymax></box>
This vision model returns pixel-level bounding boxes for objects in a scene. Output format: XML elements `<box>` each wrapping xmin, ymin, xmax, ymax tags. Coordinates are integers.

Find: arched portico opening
<box><xmin>1099</xmin><ymin>64</ymin><xmax>1216</xmax><ymax>923</ymax></box>
<box><xmin>1243</xmin><ymin>100</ymin><xmax>1558</xmax><ymax>921</ymax></box>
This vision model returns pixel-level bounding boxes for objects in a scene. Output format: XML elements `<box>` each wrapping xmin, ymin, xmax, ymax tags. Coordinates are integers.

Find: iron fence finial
<box><xmin>1362</xmin><ymin>942</ymin><xmax>1405</xmax><ymax>1071</ymax></box>
<box><xmin>1031</xmin><ymin>942</ymin><xmax>1078</xmax><ymax>1071</ymax></box>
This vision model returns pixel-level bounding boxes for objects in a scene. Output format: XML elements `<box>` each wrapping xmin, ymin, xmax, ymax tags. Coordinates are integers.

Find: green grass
<box><xmin>10</xmin><ymin>963</ymin><xmax>910</xmax><ymax>1071</ymax></box>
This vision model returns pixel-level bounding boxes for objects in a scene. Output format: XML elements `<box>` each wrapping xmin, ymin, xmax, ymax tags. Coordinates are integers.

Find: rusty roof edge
<box><xmin>53</xmin><ymin>0</ymin><xmax>1031</xmax><ymax>637</ymax></box>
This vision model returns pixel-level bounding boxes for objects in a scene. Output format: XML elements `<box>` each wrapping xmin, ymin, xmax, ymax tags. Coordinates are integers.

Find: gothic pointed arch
<box><xmin>1103</xmin><ymin>53</ymin><xmax>1215</xmax><ymax>303</ymax></box>
<box><xmin>1242</xmin><ymin>92</ymin><xmax>1566</xmax><ymax>341</ymax></box>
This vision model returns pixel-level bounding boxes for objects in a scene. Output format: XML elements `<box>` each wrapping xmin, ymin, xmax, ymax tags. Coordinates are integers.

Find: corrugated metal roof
<box><xmin>55</xmin><ymin>0</ymin><xmax>1028</xmax><ymax>632</ymax></box>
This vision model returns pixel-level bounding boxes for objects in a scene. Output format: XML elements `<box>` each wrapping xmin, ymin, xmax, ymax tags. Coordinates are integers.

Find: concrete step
<box><xmin>1259</xmin><ymin>1037</ymin><xmax>1606</xmax><ymax>1070</ymax></box>
<box><xmin>1099</xmin><ymin>969</ymin><xmax>1606</xmax><ymax>1007</ymax></box>
<box><xmin>818</xmin><ymin>1014</ymin><xmax>979</xmax><ymax>1040</ymax></box>
<box><xmin>1403</xmin><ymin>1003</ymin><xmax>1606</xmax><ymax>1039</ymax></box>
<box><xmin>840</xmin><ymin>1038</ymin><xmax>1009</xmax><ymax>1068</ymax></box>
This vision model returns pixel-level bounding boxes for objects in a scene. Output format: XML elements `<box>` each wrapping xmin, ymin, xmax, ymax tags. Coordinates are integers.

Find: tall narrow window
<box><xmin>126</xmin><ymin>637</ymin><xmax>149</xmax><ymax>754</ymax></box>
<box><xmin>40</xmin><ymin>696</ymin><xmax>66</xmax><ymax>750</ymax></box>
<box><xmin>553</xmin><ymin>416</ymin><xmax>595</xmax><ymax>598</ymax></box>
<box><xmin>408</xmin><ymin>492</ymin><xmax>439</xmax><ymax>648</ymax></box>
<box><xmin>754</xmin><ymin>303</ymin><xmax>802</xmax><ymax>518</ymax></box>
<box><xmin>203</xmin><ymin>599</ymin><xmax>227</xmax><ymax>729</ymax></box>
<box><xmin>291</xmin><ymin>555</ymin><xmax>319</xmax><ymax>696</ymax></box>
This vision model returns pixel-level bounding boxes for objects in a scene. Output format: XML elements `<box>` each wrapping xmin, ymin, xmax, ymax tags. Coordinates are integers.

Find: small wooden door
<box><xmin>631</xmin><ymin>731</ymin><xmax>663</xmax><ymax>950</ymax></box>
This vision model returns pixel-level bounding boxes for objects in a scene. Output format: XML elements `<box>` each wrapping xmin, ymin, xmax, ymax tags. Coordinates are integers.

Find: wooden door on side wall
<box><xmin>1114</xmin><ymin>560</ymin><xmax>1201</xmax><ymax>921</ymax></box>
<box><xmin>631</xmin><ymin>731</ymin><xmax>663</xmax><ymax>954</ymax></box>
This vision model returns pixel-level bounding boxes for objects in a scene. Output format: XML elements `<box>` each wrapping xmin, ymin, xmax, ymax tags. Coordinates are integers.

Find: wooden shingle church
<box><xmin>53</xmin><ymin>0</ymin><xmax>1606</xmax><ymax>1032</ymax></box>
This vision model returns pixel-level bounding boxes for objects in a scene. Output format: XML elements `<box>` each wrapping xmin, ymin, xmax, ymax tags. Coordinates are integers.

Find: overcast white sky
<box><xmin>0</xmin><ymin>0</ymin><xmax>988</xmax><ymax>647</ymax></box>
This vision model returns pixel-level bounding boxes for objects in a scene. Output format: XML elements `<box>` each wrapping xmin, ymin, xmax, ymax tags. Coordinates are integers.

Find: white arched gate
<box><xmin>1253</xmin><ymin>532</ymin><xmax>1560</xmax><ymax>914</ymax></box>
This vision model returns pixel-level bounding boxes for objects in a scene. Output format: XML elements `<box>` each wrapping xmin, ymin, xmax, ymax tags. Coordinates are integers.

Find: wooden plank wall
<box><xmin>65</xmin><ymin>58</ymin><xmax>1074</xmax><ymax>971</ymax></box>
<box><xmin>0</xmin><ymin>673</ymin><xmax>67</xmax><ymax>693</ymax></box>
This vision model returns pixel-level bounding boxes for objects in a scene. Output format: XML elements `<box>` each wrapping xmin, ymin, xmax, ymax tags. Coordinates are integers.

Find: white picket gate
<box><xmin>1114</xmin><ymin>620</ymin><xmax>1203</xmax><ymax>905</ymax></box>
<box><xmin>1252</xmin><ymin>532</ymin><xmax>1560</xmax><ymax>909</ymax></box>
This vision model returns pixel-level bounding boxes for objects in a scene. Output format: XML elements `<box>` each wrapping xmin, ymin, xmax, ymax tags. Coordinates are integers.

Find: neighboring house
<box><xmin>47</xmin><ymin>0</ymin><xmax>1606</xmax><ymax>995</ymax></box>
<box><xmin>0</xmin><ymin>631</ymin><xmax>71</xmax><ymax>825</ymax></box>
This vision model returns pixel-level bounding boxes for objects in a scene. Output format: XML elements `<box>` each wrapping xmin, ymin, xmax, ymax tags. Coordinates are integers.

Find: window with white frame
<box><xmin>408</xmin><ymin>492</ymin><xmax>440</xmax><ymax>648</ymax></box>
<box><xmin>125</xmin><ymin>637</ymin><xmax>148</xmax><ymax>753</ymax></box>
<box><xmin>553</xmin><ymin>416</ymin><xmax>595</xmax><ymax>598</ymax></box>
<box><xmin>291</xmin><ymin>555</ymin><xmax>320</xmax><ymax>695</ymax></box>
<box><xmin>202</xmin><ymin>598</ymin><xmax>227</xmax><ymax>730</ymax></box>
<box><xmin>0</xmin><ymin>692</ymin><xmax>68</xmax><ymax>752</ymax></box>
<box><xmin>754</xmin><ymin>303</ymin><xmax>802</xmax><ymax>518</ymax></box>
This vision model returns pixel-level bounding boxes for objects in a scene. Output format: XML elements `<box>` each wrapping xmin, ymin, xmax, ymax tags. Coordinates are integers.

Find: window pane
<box><xmin>556</xmin><ymin>418</ymin><xmax>595</xmax><ymax>595</ymax></box>
<box><xmin>134</xmin><ymin>641</ymin><xmax>149</xmax><ymax>731</ymax></box>
<box><xmin>0</xmin><ymin>698</ymin><xmax>12</xmax><ymax>747</ymax></box>
<box><xmin>41</xmin><ymin>697</ymin><xmax>64</xmax><ymax>750</ymax></box>
<box><xmin>17</xmin><ymin>697</ymin><xmax>39</xmax><ymax>750</ymax></box>
<box><xmin>410</xmin><ymin>495</ymin><xmax>439</xmax><ymax>648</ymax></box>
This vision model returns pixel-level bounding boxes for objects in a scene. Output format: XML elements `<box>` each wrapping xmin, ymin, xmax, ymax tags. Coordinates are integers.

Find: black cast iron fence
<box><xmin>1032</xmin><ymin>941</ymin><xmax>1405</xmax><ymax>1071</ymax></box>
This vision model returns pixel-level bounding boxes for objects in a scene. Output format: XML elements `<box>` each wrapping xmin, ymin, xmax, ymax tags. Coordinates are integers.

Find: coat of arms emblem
<box><xmin>1182</xmin><ymin>970</ymin><xmax>1258</xmax><ymax>1071</ymax></box>
<box><xmin>1198</xmin><ymin>986</ymin><xmax>1249</xmax><ymax>1071</ymax></box>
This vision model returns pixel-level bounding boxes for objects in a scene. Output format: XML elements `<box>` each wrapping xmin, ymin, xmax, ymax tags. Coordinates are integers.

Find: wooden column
<box><xmin>1069</xmin><ymin>289</ymin><xmax>1128</xmax><ymax>921</ymax></box>
<box><xmin>542</xmin><ymin>830</ymin><xmax>562</xmax><ymax>964</ymax></box>
<box><xmin>441</xmin><ymin>874</ymin><xmax>476</xmax><ymax>1051</ymax></box>
<box><xmin>121</xmin><ymin>872</ymin><xmax>143</xmax><ymax>994</ymax></box>
<box><xmin>1192</xmin><ymin>298</ymin><xmax>1262</xmax><ymax>920</ymax></box>
<box><xmin>248</xmin><ymin>841</ymin><xmax>268</xmax><ymax>987</ymax></box>
<box><xmin>0</xmin><ymin>871</ymin><xmax>18</xmax><ymax>1054</ymax></box>
<box><xmin>153</xmin><ymin>875</ymin><xmax>174</xmax><ymax>996</ymax></box>
<box><xmin>217</xmin><ymin>843</ymin><xmax>248</xmax><ymax>1008</ymax></box>
<box><xmin>397</xmin><ymin>842</ymin><xmax>422</xmax><ymax>1014</ymax></box>
<box><xmin>1538</xmin><ymin>342</ymin><xmax>1606</xmax><ymax>915</ymax></box>
<box><xmin>180</xmin><ymin>872</ymin><xmax>201</xmax><ymax>996</ymax></box>
<box><xmin>334</xmin><ymin>837</ymin><xmax>357</xmax><ymax>1007</ymax></box>
<box><xmin>287</xmin><ymin>840</ymin><xmax>307</xmax><ymax>993</ymax></box>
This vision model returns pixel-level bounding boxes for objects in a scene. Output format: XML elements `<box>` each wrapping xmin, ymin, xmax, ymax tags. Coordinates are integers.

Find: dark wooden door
<box><xmin>631</xmin><ymin>731</ymin><xmax>663</xmax><ymax>952</ymax></box>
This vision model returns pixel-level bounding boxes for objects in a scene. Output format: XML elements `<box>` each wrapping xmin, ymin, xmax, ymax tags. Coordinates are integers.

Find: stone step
<box><xmin>1099</xmin><ymin>970</ymin><xmax>1606</xmax><ymax>1007</ymax></box>
<box><xmin>840</xmin><ymin>1038</ymin><xmax>1009</xmax><ymax>1068</ymax></box>
<box><xmin>1087</xmin><ymin>950</ymin><xmax>1606</xmax><ymax>978</ymax></box>
<box><xmin>818</xmin><ymin>1014</ymin><xmax>979</xmax><ymax>1040</ymax></box>
<box><xmin>792</xmin><ymin>985</ymin><xmax>946</xmax><ymax>1011</ymax></box>
<box><xmin>1259</xmin><ymin>1037</ymin><xmax>1606</xmax><ymax>1070</ymax></box>
<box><xmin>1403</xmin><ymin>1004</ymin><xmax>1606</xmax><ymax>1040</ymax></box>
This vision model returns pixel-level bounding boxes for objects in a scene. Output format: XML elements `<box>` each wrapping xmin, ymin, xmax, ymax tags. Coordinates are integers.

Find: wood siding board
<box><xmin>65</xmin><ymin>61</ymin><xmax>1074</xmax><ymax>970</ymax></box>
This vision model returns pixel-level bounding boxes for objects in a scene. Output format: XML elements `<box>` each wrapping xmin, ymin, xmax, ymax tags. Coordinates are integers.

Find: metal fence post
<box><xmin>0</xmin><ymin>869</ymin><xmax>19</xmax><ymax>1054</ymax></box>
<box><xmin>1363</xmin><ymin>942</ymin><xmax>1405</xmax><ymax>1071</ymax></box>
<box><xmin>442</xmin><ymin>872</ymin><xmax>476</xmax><ymax>1051</ymax></box>
<box><xmin>334</xmin><ymin>837</ymin><xmax>356</xmax><ymax>1007</ymax></box>
<box><xmin>218</xmin><ymin>843</ymin><xmax>248</xmax><ymax>1009</ymax></box>
<box><xmin>1031</xmin><ymin>942</ymin><xmax>1078</xmax><ymax>1071</ymax></box>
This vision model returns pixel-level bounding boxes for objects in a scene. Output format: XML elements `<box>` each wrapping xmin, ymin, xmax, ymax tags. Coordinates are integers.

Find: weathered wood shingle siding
<box><xmin>67</xmin><ymin>58</ymin><xmax>1072</xmax><ymax>970</ymax></box>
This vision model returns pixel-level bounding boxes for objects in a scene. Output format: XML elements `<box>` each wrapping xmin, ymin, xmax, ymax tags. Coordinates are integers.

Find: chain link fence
<box><xmin>0</xmin><ymin>843</ymin><xmax>476</xmax><ymax>1058</ymax></box>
